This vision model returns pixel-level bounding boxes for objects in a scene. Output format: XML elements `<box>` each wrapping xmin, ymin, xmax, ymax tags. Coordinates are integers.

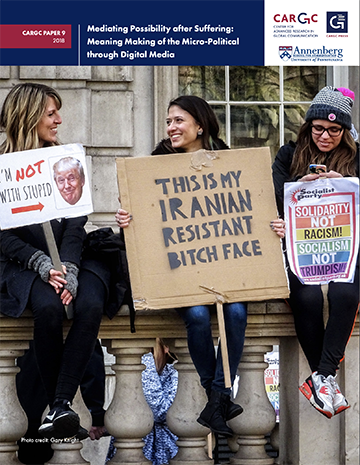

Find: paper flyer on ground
<box><xmin>0</xmin><ymin>0</ymin><xmax>359</xmax><ymax>66</ymax></box>
<box><xmin>284</xmin><ymin>178</ymin><xmax>359</xmax><ymax>285</ymax></box>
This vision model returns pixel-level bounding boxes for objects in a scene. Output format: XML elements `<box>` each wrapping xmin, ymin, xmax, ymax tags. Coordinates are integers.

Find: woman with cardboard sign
<box><xmin>0</xmin><ymin>83</ymin><xmax>105</xmax><ymax>440</ymax></box>
<box><xmin>272</xmin><ymin>86</ymin><xmax>359</xmax><ymax>419</ymax></box>
<box><xmin>117</xmin><ymin>96</ymin><xmax>260</xmax><ymax>438</ymax></box>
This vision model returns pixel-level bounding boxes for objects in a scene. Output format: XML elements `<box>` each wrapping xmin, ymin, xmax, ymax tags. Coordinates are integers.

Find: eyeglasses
<box><xmin>311</xmin><ymin>124</ymin><xmax>343</xmax><ymax>137</ymax></box>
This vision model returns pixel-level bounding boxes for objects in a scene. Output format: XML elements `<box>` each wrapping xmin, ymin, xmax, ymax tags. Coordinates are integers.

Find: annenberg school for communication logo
<box><xmin>279</xmin><ymin>44</ymin><xmax>343</xmax><ymax>62</ymax></box>
<box><xmin>279</xmin><ymin>46</ymin><xmax>292</xmax><ymax>61</ymax></box>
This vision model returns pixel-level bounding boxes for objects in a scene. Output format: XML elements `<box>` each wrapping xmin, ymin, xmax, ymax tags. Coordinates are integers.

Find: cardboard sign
<box><xmin>284</xmin><ymin>177</ymin><xmax>359</xmax><ymax>285</ymax></box>
<box><xmin>0</xmin><ymin>144</ymin><xmax>93</xmax><ymax>230</ymax></box>
<box><xmin>117</xmin><ymin>148</ymin><xmax>289</xmax><ymax>310</ymax></box>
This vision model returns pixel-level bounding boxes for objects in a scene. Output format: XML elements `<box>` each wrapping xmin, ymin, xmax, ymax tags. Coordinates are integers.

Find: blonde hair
<box><xmin>0</xmin><ymin>83</ymin><xmax>62</xmax><ymax>154</ymax></box>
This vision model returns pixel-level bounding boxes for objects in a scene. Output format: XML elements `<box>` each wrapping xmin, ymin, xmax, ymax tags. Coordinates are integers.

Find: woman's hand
<box><xmin>48</xmin><ymin>265</ymin><xmax>74</xmax><ymax>304</ymax></box>
<box><xmin>48</xmin><ymin>268</ymin><xmax>67</xmax><ymax>293</ymax></box>
<box><xmin>298</xmin><ymin>173</ymin><xmax>320</xmax><ymax>182</ymax></box>
<box><xmin>89</xmin><ymin>426</ymin><xmax>108</xmax><ymax>440</ymax></box>
<box><xmin>60</xmin><ymin>288</ymin><xmax>73</xmax><ymax>305</ymax></box>
<box><xmin>322</xmin><ymin>170</ymin><xmax>343</xmax><ymax>179</ymax></box>
<box><xmin>270</xmin><ymin>219</ymin><xmax>286</xmax><ymax>238</ymax></box>
<box><xmin>298</xmin><ymin>170</ymin><xmax>343</xmax><ymax>182</ymax></box>
<box><xmin>115</xmin><ymin>208</ymin><xmax>132</xmax><ymax>228</ymax></box>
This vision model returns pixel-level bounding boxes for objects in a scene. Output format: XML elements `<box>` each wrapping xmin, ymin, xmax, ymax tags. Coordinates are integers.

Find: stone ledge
<box><xmin>1</xmin><ymin>302</ymin><xmax>357</xmax><ymax>342</ymax></box>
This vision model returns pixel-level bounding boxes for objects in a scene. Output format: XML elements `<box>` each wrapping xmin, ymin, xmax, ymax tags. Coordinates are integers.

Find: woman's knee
<box><xmin>74</xmin><ymin>272</ymin><xmax>106</xmax><ymax>321</ymax></box>
<box><xmin>328</xmin><ymin>286</ymin><xmax>359</xmax><ymax>312</ymax></box>
<box><xmin>30</xmin><ymin>281</ymin><xmax>64</xmax><ymax>325</ymax></box>
<box><xmin>32</xmin><ymin>299</ymin><xmax>64</xmax><ymax>332</ymax></box>
<box><xmin>177</xmin><ymin>305</ymin><xmax>211</xmax><ymax>329</ymax></box>
<box><xmin>224</xmin><ymin>302</ymin><xmax>247</xmax><ymax>327</ymax></box>
<box><xmin>73</xmin><ymin>298</ymin><xmax>103</xmax><ymax>330</ymax></box>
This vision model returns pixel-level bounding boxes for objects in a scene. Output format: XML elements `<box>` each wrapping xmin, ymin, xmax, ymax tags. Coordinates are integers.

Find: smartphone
<box><xmin>309</xmin><ymin>164</ymin><xmax>327</xmax><ymax>174</ymax></box>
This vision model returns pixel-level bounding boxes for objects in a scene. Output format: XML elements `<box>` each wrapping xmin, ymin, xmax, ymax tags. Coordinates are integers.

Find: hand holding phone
<box><xmin>309</xmin><ymin>164</ymin><xmax>327</xmax><ymax>174</ymax></box>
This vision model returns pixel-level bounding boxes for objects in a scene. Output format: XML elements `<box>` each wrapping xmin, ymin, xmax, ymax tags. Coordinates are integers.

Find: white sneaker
<box><xmin>328</xmin><ymin>375</ymin><xmax>350</xmax><ymax>415</ymax></box>
<box><xmin>299</xmin><ymin>372</ymin><xmax>334</xmax><ymax>418</ymax></box>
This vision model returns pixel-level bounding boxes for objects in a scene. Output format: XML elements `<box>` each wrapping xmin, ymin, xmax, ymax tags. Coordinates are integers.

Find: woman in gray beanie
<box><xmin>271</xmin><ymin>86</ymin><xmax>359</xmax><ymax>419</ymax></box>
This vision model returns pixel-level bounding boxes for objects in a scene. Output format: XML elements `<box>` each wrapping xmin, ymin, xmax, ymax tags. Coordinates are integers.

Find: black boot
<box><xmin>205</xmin><ymin>389</ymin><xmax>243</xmax><ymax>421</ymax></box>
<box><xmin>197</xmin><ymin>390</ymin><xmax>234</xmax><ymax>437</ymax></box>
<box><xmin>225</xmin><ymin>397</ymin><xmax>243</xmax><ymax>421</ymax></box>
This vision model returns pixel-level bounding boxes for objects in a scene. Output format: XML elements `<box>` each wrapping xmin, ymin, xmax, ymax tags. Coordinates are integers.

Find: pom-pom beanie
<box><xmin>305</xmin><ymin>86</ymin><xmax>354</xmax><ymax>129</ymax></box>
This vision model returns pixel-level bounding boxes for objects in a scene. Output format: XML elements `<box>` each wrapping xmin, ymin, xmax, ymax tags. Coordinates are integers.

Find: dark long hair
<box><xmin>168</xmin><ymin>95</ymin><xmax>226</xmax><ymax>151</ymax></box>
<box><xmin>290</xmin><ymin>121</ymin><xmax>357</xmax><ymax>178</ymax></box>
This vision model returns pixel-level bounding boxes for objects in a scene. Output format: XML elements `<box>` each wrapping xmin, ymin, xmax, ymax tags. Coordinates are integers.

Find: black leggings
<box><xmin>288</xmin><ymin>266</ymin><xmax>359</xmax><ymax>377</ymax></box>
<box><xmin>29</xmin><ymin>269</ymin><xmax>105</xmax><ymax>405</ymax></box>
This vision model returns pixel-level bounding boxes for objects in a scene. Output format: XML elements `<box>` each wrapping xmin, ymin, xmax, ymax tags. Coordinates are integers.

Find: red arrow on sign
<box><xmin>11</xmin><ymin>203</ymin><xmax>44</xmax><ymax>214</ymax></box>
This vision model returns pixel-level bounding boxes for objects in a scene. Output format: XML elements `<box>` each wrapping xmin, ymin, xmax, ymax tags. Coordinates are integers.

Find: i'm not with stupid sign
<box><xmin>0</xmin><ymin>144</ymin><xmax>93</xmax><ymax>230</ymax></box>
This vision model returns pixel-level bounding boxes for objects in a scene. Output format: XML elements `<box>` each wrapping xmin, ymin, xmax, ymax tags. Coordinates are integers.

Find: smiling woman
<box><xmin>272</xmin><ymin>86</ymin><xmax>359</xmax><ymax>419</ymax></box>
<box><xmin>37</xmin><ymin>97</ymin><xmax>62</xmax><ymax>147</ymax></box>
<box><xmin>0</xmin><ymin>83</ymin><xmax>62</xmax><ymax>154</ymax></box>
<box><xmin>0</xmin><ymin>82</ymin><xmax>105</xmax><ymax>442</ymax></box>
<box><xmin>154</xmin><ymin>95</ymin><xmax>228</xmax><ymax>154</ymax></box>
<box><xmin>166</xmin><ymin>105</ymin><xmax>203</xmax><ymax>153</ymax></box>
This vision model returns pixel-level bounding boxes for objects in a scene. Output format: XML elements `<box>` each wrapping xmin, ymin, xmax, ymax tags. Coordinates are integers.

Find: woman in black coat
<box><xmin>0</xmin><ymin>83</ymin><xmax>105</xmax><ymax>440</ymax></box>
<box><xmin>271</xmin><ymin>86</ymin><xmax>359</xmax><ymax>419</ymax></box>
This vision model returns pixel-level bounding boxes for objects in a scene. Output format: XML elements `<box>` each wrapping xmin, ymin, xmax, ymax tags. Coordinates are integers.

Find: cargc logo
<box><xmin>274</xmin><ymin>13</ymin><xmax>318</xmax><ymax>24</ymax></box>
<box><xmin>327</xmin><ymin>12</ymin><xmax>348</xmax><ymax>33</ymax></box>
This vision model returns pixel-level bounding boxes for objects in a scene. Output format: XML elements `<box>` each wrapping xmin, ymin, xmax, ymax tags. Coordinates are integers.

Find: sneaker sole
<box><xmin>334</xmin><ymin>404</ymin><xmax>350</xmax><ymax>415</ymax></box>
<box><xmin>54</xmin><ymin>411</ymin><xmax>80</xmax><ymax>436</ymax></box>
<box><xmin>298</xmin><ymin>384</ymin><xmax>333</xmax><ymax>419</ymax></box>
<box><xmin>76</xmin><ymin>426</ymin><xmax>89</xmax><ymax>441</ymax></box>
<box><xmin>39</xmin><ymin>411</ymin><xmax>80</xmax><ymax>439</ymax></box>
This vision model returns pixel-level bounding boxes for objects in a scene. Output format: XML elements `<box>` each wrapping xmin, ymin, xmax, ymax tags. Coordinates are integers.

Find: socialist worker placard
<box><xmin>284</xmin><ymin>177</ymin><xmax>359</xmax><ymax>285</ymax></box>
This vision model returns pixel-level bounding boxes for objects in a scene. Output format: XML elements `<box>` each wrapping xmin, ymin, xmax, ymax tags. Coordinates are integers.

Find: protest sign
<box><xmin>284</xmin><ymin>177</ymin><xmax>359</xmax><ymax>285</ymax></box>
<box><xmin>0</xmin><ymin>143</ymin><xmax>93</xmax><ymax>230</ymax></box>
<box><xmin>264</xmin><ymin>350</ymin><xmax>280</xmax><ymax>422</ymax></box>
<box><xmin>116</xmin><ymin>147</ymin><xmax>289</xmax><ymax>310</ymax></box>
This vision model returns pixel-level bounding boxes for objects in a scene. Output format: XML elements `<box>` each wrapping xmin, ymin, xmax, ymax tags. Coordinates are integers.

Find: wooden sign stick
<box><xmin>42</xmin><ymin>221</ymin><xmax>73</xmax><ymax>319</ymax></box>
<box><xmin>216</xmin><ymin>300</ymin><xmax>232</xmax><ymax>388</ymax></box>
<box><xmin>199</xmin><ymin>285</ymin><xmax>232</xmax><ymax>388</ymax></box>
